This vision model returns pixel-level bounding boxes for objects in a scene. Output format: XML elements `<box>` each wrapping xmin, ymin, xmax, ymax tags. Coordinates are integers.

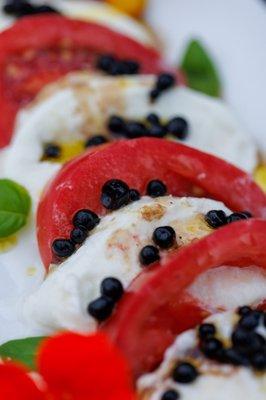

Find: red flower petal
<box><xmin>38</xmin><ymin>332</ymin><xmax>135</xmax><ymax>400</ymax></box>
<box><xmin>0</xmin><ymin>363</ymin><xmax>44</xmax><ymax>400</ymax></box>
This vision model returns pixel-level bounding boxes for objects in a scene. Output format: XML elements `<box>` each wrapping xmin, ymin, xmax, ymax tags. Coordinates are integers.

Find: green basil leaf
<box><xmin>0</xmin><ymin>336</ymin><xmax>46</xmax><ymax>370</ymax></box>
<box><xmin>181</xmin><ymin>39</ymin><xmax>221</xmax><ymax>97</ymax></box>
<box><xmin>0</xmin><ymin>179</ymin><xmax>31</xmax><ymax>238</ymax></box>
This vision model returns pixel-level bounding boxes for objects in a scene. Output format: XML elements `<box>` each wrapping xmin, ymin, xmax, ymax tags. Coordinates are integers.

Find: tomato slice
<box><xmin>37</xmin><ymin>138</ymin><xmax>266</xmax><ymax>268</ymax></box>
<box><xmin>102</xmin><ymin>219</ymin><xmax>266</xmax><ymax>377</ymax></box>
<box><xmin>0</xmin><ymin>14</ymin><xmax>174</xmax><ymax>148</ymax></box>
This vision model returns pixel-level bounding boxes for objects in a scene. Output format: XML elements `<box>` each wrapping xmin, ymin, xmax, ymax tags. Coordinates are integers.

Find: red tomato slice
<box><xmin>102</xmin><ymin>219</ymin><xmax>266</xmax><ymax>377</ymax></box>
<box><xmin>0</xmin><ymin>14</ymin><xmax>177</xmax><ymax>148</ymax></box>
<box><xmin>37</xmin><ymin>138</ymin><xmax>266</xmax><ymax>268</ymax></box>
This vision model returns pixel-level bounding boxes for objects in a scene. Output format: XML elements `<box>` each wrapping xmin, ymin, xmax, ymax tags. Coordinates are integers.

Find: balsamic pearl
<box><xmin>139</xmin><ymin>245</ymin><xmax>160</xmax><ymax>266</ymax></box>
<box><xmin>97</xmin><ymin>54</ymin><xmax>115</xmax><ymax>72</ymax></box>
<box><xmin>239</xmin><ymin>312</ymin><xmax>261</xmax><ymax>331</ymax></box>
<box><xmin>161</xmin><ymin>389</ymin><xmax>180</xmax><ymax>400</ymax></box>
<box><xmin>125</xmin><ymin>121</ymin><xmax>148</xmax><ymax>138</ymax></box>
<box><xmin>200</xmin><ymin>338</ymin><xmax>223</xmax><ymax>359</ymax></box>
<box><xmin>129</xmin><ymin>189</ymin><xmax>140</xmax><ymax>202</ymax></box>
<box><xmin>242</xmin><ymin>211</ymin><xmax>253</xmax><ymax>218</ymax></box>
<box><xmin>123</xmin><ymin>60</ymin><xmax>140</xmax><ymax>74</ymax></box>
<box><xmin>198</xmin><ymin>323</ymin><xmax>216</xmax><ymax>340</ymax></box>
<box><xmin>149</xmin><ymin>124</ymin><xmax>167</xmax><ymax>138</ymax></box>
<box><xmin>100</xmin><ymin>277</ymin><xmax>124</xmax><ymax>302</ymax></box>
<box><xmin>73</xmin><ymin>209</ymin><xmax>100</xmax><ymax>231</ymax></box>
<box><xmin>156</xmin><ymin>73</ymin><xmax>175</xmax><ymax>91</ymax></box>
<box><xmin>222</xmin><ymin>348</ymin><xmax>249</xmax><ymax>366</ymax></box>
<box><xmin>70</xmin><ymin>227</ymin><xmax>87</xmax><ymax>245</ymax></box>
<box><xmin>172</xmin><ymin>362</ymin><xmax>198</xmax><ymax>384</ymax></box>
<box><xmin>238</xmin><ymin>305</ymin><xmax>252</xmax><ymax>316</ymax></box>
<box><xmin>101</xmin><ymin>179</ymin><xmax>130</xmax><ymax>210</ymax></box>
<box><xmin>85</xmin><ymin>135</ymin><xmax>108</xmax><ymax>148</ymax></box>
<box><xmin>205</xmin><ymin>210</ymin><xmax>227</xmax><ymax>228</ymax></box>
<box><xmin>150</xmin><ymin>88</ymin><xmax>160</xmax><ymax>101</ymax></box>
<box><xmin>232</xmin><ymin>330</ymin><xmax>265</xmax><ymax>355</ymax></box>
<box><xmin>167</xmin><ymin>117</ymin><xmax>189</xmax><ymax>140</ymax></box>
<box><xmin>109</xmin><ymin>61</ymin><xmax>126</xmax><ymax>76</ymax></box>
<box><xmin>146</xmin><ymin>180</ymin><xmax>167</xmax><ymax>197</ymax></box>
<box><xmin>108</xmin><ymin>115</ymin><xmax>126</xmax><ymax>134</ymax></box>
<box><xmin>44</xmin><ymin>143</ymin><xmax>61</xmax><ymax>159</ymax></box>
<box><xmin>3</xmin><ymin>0</ymin><xmax>34</xmax><ymax>17</ymax></box>
<box><xmin>52</xmin><ymin>239</ymin><xmax>75</xmax><ymax>258</ymax></box>
<box><xmin>34</xmin><ymin>5</ymin><xmax>58</xmax><ymax>13</ymax></box>
<box><xmin>88</xmin><ymin>296</ymin><xmax>115</xmax><ymax>322</ymax></box>
<box><xmin>152</xmin><ymin>226</ymin><xmax>176</xmax><ymax>249</ymax></box>
<box><xmin>251</xmin><ymin>352</ymin><xmax>266</xmax><ymax>371</ymax></box>
<box><xmin>146</xmin><ymin>113</ymin><xmax>160</xmax><ymax>125</ymax></box>
<box><xmin>227</xmin><ymin>212</ymin><xmax>250</xmax><ymax>224</ymax></box>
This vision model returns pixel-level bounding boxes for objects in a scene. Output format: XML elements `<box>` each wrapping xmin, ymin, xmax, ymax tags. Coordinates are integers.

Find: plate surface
<box><xmin>146</xmin><ymin>0</ymin><xmax>266</xmax><ymax>156</ymax></box>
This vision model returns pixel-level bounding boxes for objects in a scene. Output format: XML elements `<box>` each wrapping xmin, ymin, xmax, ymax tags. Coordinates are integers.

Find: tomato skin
<box><xmin>102</xmin><ymin>219</ymin><xmax>266</xmax><ymax>377</ymax></box>
<box><xmin>37</xmin><ymin>138</ymin><xmax>266</xmax><ymax>268</ymax></box>
<box><xmin>0</xmin><ymin>15</ymin><xmax>180</xmax><ymax>148</ymax></box>
<box><xmin>0</xmin><ymin>363</ymin><xmax>44</xmax><ymax>400</ymax></box>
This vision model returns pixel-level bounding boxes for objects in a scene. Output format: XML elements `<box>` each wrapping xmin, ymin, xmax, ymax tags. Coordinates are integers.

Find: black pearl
<box><xmin>122</xmin><ymin>60</ymin><xmax>140</xmax><ymax>75</ymax></box>
<box><xmin>227</xmin><ymin>212</ymin><xmax>250</xmax><ymax>224</ymax></box>
<box><xmin>232</xmin><ymin>328</ymin><xmax>252</xmax><ymax>348</ymax></box>
<box><xmin>167</xmin><ymin>117</ymin><xmax>189</xmax><ymax>140</ymax></box>
<box><xmin>70</xmin><ymin>227</ymin><xmax>87</xmax><ymax>245</ymax></box>
<box><xmin>129</xmin><ymin>189</ymin><xmax>140</xmax><ymax>202</ymax></box>
<box><xmin>108</xmin><ymin>115</ymin><xmax>126</xmax><ymax>134</ymax></box>
<box><xmin>251</xmin><ymin>352</ymin><xmax>266</xmax><ymax>371</ymax></box>
<box><xmin>100</xmin><ymin>277</ymin><xmax>124</xmax><ymax>302</ymax></box>
<box><xmin>242</xmin><ymin>211</ymin><xmax>253</xmax><ymax>218</ymax></box>
<box><xmin>85</xmin><ymin>135</ymin><xmax>108</xmax><ymax>148</ymax></box>
<box><xmin>88</xmin><ymin>296</ymin><xmax>115</xmax><ymax>322</ymax></box>
<box><xmin>232</xmin><ymin>329</ymin><xmax>265</xmax><ymax>355</ymax></box>
<box><xmin>152</xmin><ymin>226</ymin><xmax>176</xmax><ymax>249</ymax></box>
<box><xmin>146</xmin><ymin>180</ymin><xmax>167</xmax><ymax>197</ymax></box>
<box><xmin>149</xmin><ymin>88</ymin><xmax>160</xmax><ymax>102</ymax></box>
<box><xmin>34</xmin><ymin>5</ymin><xmax>59</xmax><ymax>14</ymax></box>
<box><xmin>198</xmin><ymin>323</ymin><xmax>216</xmax><ymax>340</ymax></box>
<box><xmin>72</xmin><ymin>209</ymin><xmax>100</xmax><ymax>231</ymax></box>
<box><xmin>146</xmin><ymin>113</ymin><xmax>160</xmax><ymax>125</ymax></box>
<box><xmin>139</xmin><ymin>245</ymin><xmax>160</xmax><ymax>266</ymax></box>
<box><xmin>161</xmin><ymin>389</ymin><xmax>180</xmax><ymax>400</ymax></box>
<box><xmin>97</xmin><ymin>54</ymin><xmax>115</xmax><ymax>72</ymax></box>
<box><xmin>44</xmin><ymin>143</ymin><xmax>61</xmax><ymax>159</ymax></box>
<box><xmin>205</xmin><ymin>210</ymin><xmax>227</xmax><ymax>228</ymax></box>
<box><xmin>149</xmin><ymin>124</ymin><xmax>167</xmax><ymax>138</ymax></box>
<box><xmin>125</xmin><ymin>122</ymin><xmax>148</xmax><ymax>138</ymax></box>
<box><xmin>3</xmin><ymin>0</ymin><xmax>35</xmax><ymax>17</ymax></box>
<box><xmin>52</xmin><ymin>239</ymin><xmax>75</xmax><ymax>258</ymax></box>
<box><xmin>222</xmin><ymin>348</ymin><xmax>249</xmax><ymax>366</ymax></box>
<box><xmin>239</xmin><ymin>312</ymin><xmax>261</xmax><ymax>331</ymax></box>
<box><xmin>109</xmin><ymin>61</ymin><xmax>126</xmax><ymax>76</ymax></box>
<box><xmin>156</xmin><ymin>73</ymin><xmax>176</xmax><ymax>91</ymax></box>
<box><xmin>101</xmin><ymin>179</ymin><xmax>130</xmax><ymax>210</ymax></box>
<box><xmin>172</xmin><ymin>362</ymin><xmax>198</xmax><ymax>384</ymax></box>
<box><xmin>238</xmin><ymin>305</ymin><xmax>252</xmax><ymax>316</ymax></box>
<box><xmin>200</xmin><ymin>338</ymin><xmax>223</xmax><ymax>359</ymax></box>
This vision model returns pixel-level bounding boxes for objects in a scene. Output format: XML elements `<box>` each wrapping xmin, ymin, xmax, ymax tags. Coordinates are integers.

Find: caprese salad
<box><xmin>0</xmin><ymin>2</ymin><xmax>265</xmax><ymax>400</ymax></box>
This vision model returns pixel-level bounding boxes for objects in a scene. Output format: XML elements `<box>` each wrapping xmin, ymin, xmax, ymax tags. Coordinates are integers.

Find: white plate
<box><xmin>146</xmin><ymin>0</ymin><xmax>266</xmax><ymax>158</ymax></box>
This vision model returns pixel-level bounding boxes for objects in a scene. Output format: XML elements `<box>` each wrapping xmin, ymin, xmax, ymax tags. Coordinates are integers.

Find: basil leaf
<box><xmin>0</xmin><ymin>336</ymin><xmax>46</xmax><ymax>370</ymax></box>
<box><xmin>181</xmin><ymin>39</ymin><xmax>221</xmax><ymax>97</ymax></box>
<box><xmin>0</xmin><ymin>179</ymin><xmax>31</xmax><ymax>238</ymax></box>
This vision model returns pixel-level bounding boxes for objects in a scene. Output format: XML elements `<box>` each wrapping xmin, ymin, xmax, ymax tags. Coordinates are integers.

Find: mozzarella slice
<box><xmin>6</xmin><ymin>73</ymin><xmax>257</xmax><ymax>204</ymax></box>
<box><xmin>0</xmin><ymin>0</ymin><xmax>155</xmax><ymax>46</ymax></box>
<box><xmin>21</xmin><ymin>195</ymin><xmax>265</xmax><ymax>337</ymax></box>
<box><xmin>138</xmin><ymin>310</ymin><xmax>266</xmax><ymax>400</ymax></box>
